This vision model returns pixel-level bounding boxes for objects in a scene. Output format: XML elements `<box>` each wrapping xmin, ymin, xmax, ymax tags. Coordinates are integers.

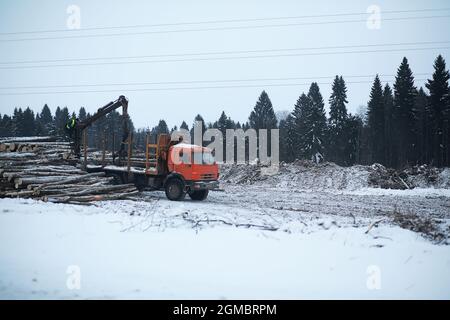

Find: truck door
<box><xmin>174</xmin><ymin>147</ymin><xmax>193</xmax><ymax>181</ymax></box>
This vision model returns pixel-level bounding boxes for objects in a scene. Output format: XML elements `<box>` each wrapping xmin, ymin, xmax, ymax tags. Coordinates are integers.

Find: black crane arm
<box><xmin>77</xmin><ymin>95</ymin><xmax>129</xmax><ymax>131</ymax></box>
<box><xmin>72</xmin><ymin>95</ymin><xmax>129</xmax><ymax>158</ymax></box>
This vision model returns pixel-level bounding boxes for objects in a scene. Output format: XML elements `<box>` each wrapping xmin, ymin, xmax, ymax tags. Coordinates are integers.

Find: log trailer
<box><xmin>70</xmin><ymin>96</ymin><xmax>219</xmax><ymax>201</ymax></box>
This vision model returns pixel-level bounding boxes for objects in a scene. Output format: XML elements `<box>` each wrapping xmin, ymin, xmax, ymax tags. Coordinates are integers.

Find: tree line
<box><xmin>1</xmin><ymin>55</ymin><xmax>449</xmax><ymax>168</ymax></box>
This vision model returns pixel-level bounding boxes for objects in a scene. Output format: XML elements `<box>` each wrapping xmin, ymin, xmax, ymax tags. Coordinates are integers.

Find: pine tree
<box><xmin>426</xmin><ymin>55</ymin><xmax>450</xmax><ymax>166</ymax></box>
<box><xmin>367</xmin><ymin>75</ymin><xmax>385</xmax><ymax>164</ymax></box>
<box><xmin>328</xmin><ymin>76</ymin><xmax>349</xmax><ymax>165</ymax></box>
<box><xmin>393</xmin><ymin>57</ymin><xmax>417</xmax><ymax>167</ymax></box>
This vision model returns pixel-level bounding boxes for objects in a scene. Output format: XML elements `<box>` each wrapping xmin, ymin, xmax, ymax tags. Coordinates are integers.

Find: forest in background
<box><xmin>1</xmin><ymin>55</ymin><xmax>449</xmax><ymax>168</ymax></box>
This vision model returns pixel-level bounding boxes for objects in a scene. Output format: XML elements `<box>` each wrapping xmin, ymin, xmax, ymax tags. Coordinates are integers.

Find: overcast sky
<box><xmin>0</xmin><ymin>0</ymin><xmax>449</xmax><ymax>129</ymax></box>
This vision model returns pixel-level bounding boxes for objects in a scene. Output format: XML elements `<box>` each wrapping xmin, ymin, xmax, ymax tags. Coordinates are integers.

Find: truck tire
<box><xmin>188</xmin><ymin>190</ymin><xmax>209</xmax><ymax>201</ymax></box>
<box><xmin>165</xmin><ymin>178</ymin><xmax>186</xmax><ymax>201</ymax></box>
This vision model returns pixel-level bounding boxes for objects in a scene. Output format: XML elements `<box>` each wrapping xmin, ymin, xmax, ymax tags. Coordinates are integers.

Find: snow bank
<box><xmin>343</xmin><ymin>187</ymin><xmax>450</xmax><ymax>197</ymax></box>
<box><xmin>1</xmin><ymin>198</ymin><xmax>449</xmax><ymax>299</ymax></box>
<box><xmin>220</xmin><ymin>161</ymin><xmax>450</xmax><ymax>190</ymax></box>
<box><xmin>221</xmin><ymin>161</ymin><xmax>370</xmax><ymax>190</ymax></box>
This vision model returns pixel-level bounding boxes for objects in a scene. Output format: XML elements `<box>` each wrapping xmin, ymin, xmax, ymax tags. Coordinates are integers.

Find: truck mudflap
<box><xmin>191</xmin><ymin>180</ymin><xmax>219</xmax><ymax>190</ymax></box>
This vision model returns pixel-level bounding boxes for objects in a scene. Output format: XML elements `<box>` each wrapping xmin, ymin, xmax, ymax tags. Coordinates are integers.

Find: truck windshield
<box><xmin>202</xmin><ymin>152</ymin><xmax>215</xmax><ymax>165</ymax></box>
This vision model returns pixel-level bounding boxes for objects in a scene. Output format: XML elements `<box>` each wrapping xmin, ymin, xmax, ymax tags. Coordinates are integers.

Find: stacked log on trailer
<box><xmin>86</xmin><ymin>150</ymin><xmax>150</xmax><ymax>168</ymax></box>
<box><xmin>0</xmin><ymin>137</ymin><xmax>139</xmax><ymax>205</ymax></box>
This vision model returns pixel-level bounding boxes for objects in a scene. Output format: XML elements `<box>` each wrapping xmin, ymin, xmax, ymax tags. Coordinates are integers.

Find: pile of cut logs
<box><xmin>0</xmin><ymin>137</ymin><xmax>139</xmax><ymax>205</ymax></box>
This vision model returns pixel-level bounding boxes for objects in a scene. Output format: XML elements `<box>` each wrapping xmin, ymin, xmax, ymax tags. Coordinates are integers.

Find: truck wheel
<box><xmin>165</xmin><ymin>179</ymin><xmax>186</xmax><ymax>201</ymax></box>
<box><xmin>188</xmin><ymin>190</ymin><xmax>209</xmax><ymax>201</ymax></box>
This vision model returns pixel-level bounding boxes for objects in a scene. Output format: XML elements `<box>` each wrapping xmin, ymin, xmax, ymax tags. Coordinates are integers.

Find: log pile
<box><xmin>0</xmin><ymin>137</ymin><xmax>139</xmax><ymax>204</ymax></box>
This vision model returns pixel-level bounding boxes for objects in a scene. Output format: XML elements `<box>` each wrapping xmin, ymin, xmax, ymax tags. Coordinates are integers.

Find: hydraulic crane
<box><xmin>70</xmin><ymin>95</ymin><xmax>129</xmax><ymax>159</ymax></box>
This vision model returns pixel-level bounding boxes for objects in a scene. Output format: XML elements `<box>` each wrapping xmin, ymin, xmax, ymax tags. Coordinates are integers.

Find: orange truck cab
<box><xmin>163</xmin><ymin>143</ymin><xmax>219</xmax><ymax>201</ymax></box>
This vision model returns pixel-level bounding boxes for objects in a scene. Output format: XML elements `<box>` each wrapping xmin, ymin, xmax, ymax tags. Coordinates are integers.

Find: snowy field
<box><xmin>1</xmin><ymin>182</ymin><xmax>450</xmax><ymax>299</ymax></box>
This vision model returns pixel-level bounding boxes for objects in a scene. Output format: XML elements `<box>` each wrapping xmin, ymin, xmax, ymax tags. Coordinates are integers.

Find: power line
<box><xmin>1</xmin><ymin>46</ymin><xmax>448</xmax><ymax>70</ymax></box>
<box><xmin>1</xmin><ymin>7</ymin><xmax>449</xmax><ymax>36</ymax></box>
<box><xmin>1</xmin><ymin>15</ymin><xmax>449</xmax><ymax>42</ymax></box>
<box><xmin>0</xmin><ymin>78</ymin><xmax>430</xmax><ymax>96</ymax></box>
<box><xmin>0</xmin><ymin>73</ymin><xmax>431</xmax><ymax>90</ymax></box>
<box><xmin>1</xmin><ymin>41</ymin><xmax>448</xmax><ymax>65</ymax></box>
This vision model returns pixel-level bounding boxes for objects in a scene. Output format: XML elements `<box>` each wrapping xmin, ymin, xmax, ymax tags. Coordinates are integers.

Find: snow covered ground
<box><xmin>1</xmin><ymin>182</ymin><xmax>450</xmax><ymax>299</ymax></box>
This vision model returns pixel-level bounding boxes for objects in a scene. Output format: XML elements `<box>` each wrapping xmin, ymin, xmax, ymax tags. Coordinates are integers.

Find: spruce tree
<box><xmin>291</xmin><ymin>93</ymin><xmax>310</xmax><ymax>159</ymax></box>
<box><xmin>217</xmin><ymin>111</ymin><xmax>229</xmax><ymax>135</ymax></box>
<box><xmin>328</xmin><ymin>76</ymin><xmax>349</xmax><ymax>165</ymax></box>
<box><xmin>40</xmin><ymin>104</ymin><xmax>53</xmax><ymax>124</ymax></box>
<box><xmin>383</xmin><ymin>84</ymin><xmax>394</xmax><ymax>167</ymax></box>
<box><xmin>367</xmin><ymin>75</ymin><xmax>385</xmax><ymax>164</ymax></box>
<box><xmin>426</xmin><ymin>55</ymin><xmax>450</xmax><ymax>166</ymax></box>
<box><xmin>54</xmin><ymin>106</ymin><xmax>70</xmax><ymax>136</ymax></box>
<box><xmin>180</xmin><ymin>121</ymin><xmax>189</xmax><ymax>131</ymax></box>
<box><xmin>155</xmin><ymin>119</ymin><xmax>169</xmax><ymax>134</ymax></box>
<box><xmin>78</xmin><ymin>107</ymin><xmax>87</xmax><ymax>121</ymax></box>
<box><xmin>0</xmin><ymin>114</ymin><xmax>13</xmax><ymax>137</ymax></box>
<box><xmin>21</xmin><ymin>107</ymin><xmax>36</xmax><ymax>136</ymax></box>
<box><xmin>191</xmin><ymin>114</ymin><xmax>207</xmax><ymax>146</ymax></box>
<box><xmin>345</xmin><ymin>114</ymin><xmax>363</xmax><ymax>165</ymax></box>
<box><xmin>279</xmin><ymin>114</ymin><xmax>296</xmax><ymax>162</ymax></box>
<box><xmin>12</xmin><ymin>108</ymin><xmax>25</xmax><ymax>136</ymax></box>
<box><xmin>393</xmin><ymin>57</ymin><xmax>417</xmax><ymax>167</ymax></box>
<box><xmin>39</xmin><ymin>104</ymin><xmax>53</xmax><ymax>135</ymax></box>
<box><xmin>249</xmin><ymin>91</ymin><xmax>278</xmax><ymax>159</ymax></box>
<box><xmin>306</xmin><ymin>83</ymin><xmax>327</xmax><ymax>163</ymax></box>
<box><xmin>249</xmin><ymin>91</ymin><xmax>278</xmax><ymax>130</ymax></box>
<box><xmin>35</xmin><ymin>114</ymin><xmax>44</xmax><ymax>136</ymax></box>
<box><xmin>215</xmin><ymin>111</ymin><xmax>238</xmax><ymax>161</ymax></box>
<box><xmin>414</xmin><ymin>87</ymin><xmax>429</xmax><ymax>164</ymax></box>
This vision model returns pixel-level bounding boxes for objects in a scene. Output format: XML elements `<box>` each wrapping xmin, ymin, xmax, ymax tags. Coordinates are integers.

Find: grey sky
<box><xmin>0</xmin><ymin>0</ymin><xmax>449</xmax><ymax>129</ymax></box>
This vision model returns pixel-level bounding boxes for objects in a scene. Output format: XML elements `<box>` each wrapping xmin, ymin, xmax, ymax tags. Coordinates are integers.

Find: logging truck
<box><xmin>71</xmin><ymin>96</ymin><xmax>219</xmax><ymax>201</ymax></box>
